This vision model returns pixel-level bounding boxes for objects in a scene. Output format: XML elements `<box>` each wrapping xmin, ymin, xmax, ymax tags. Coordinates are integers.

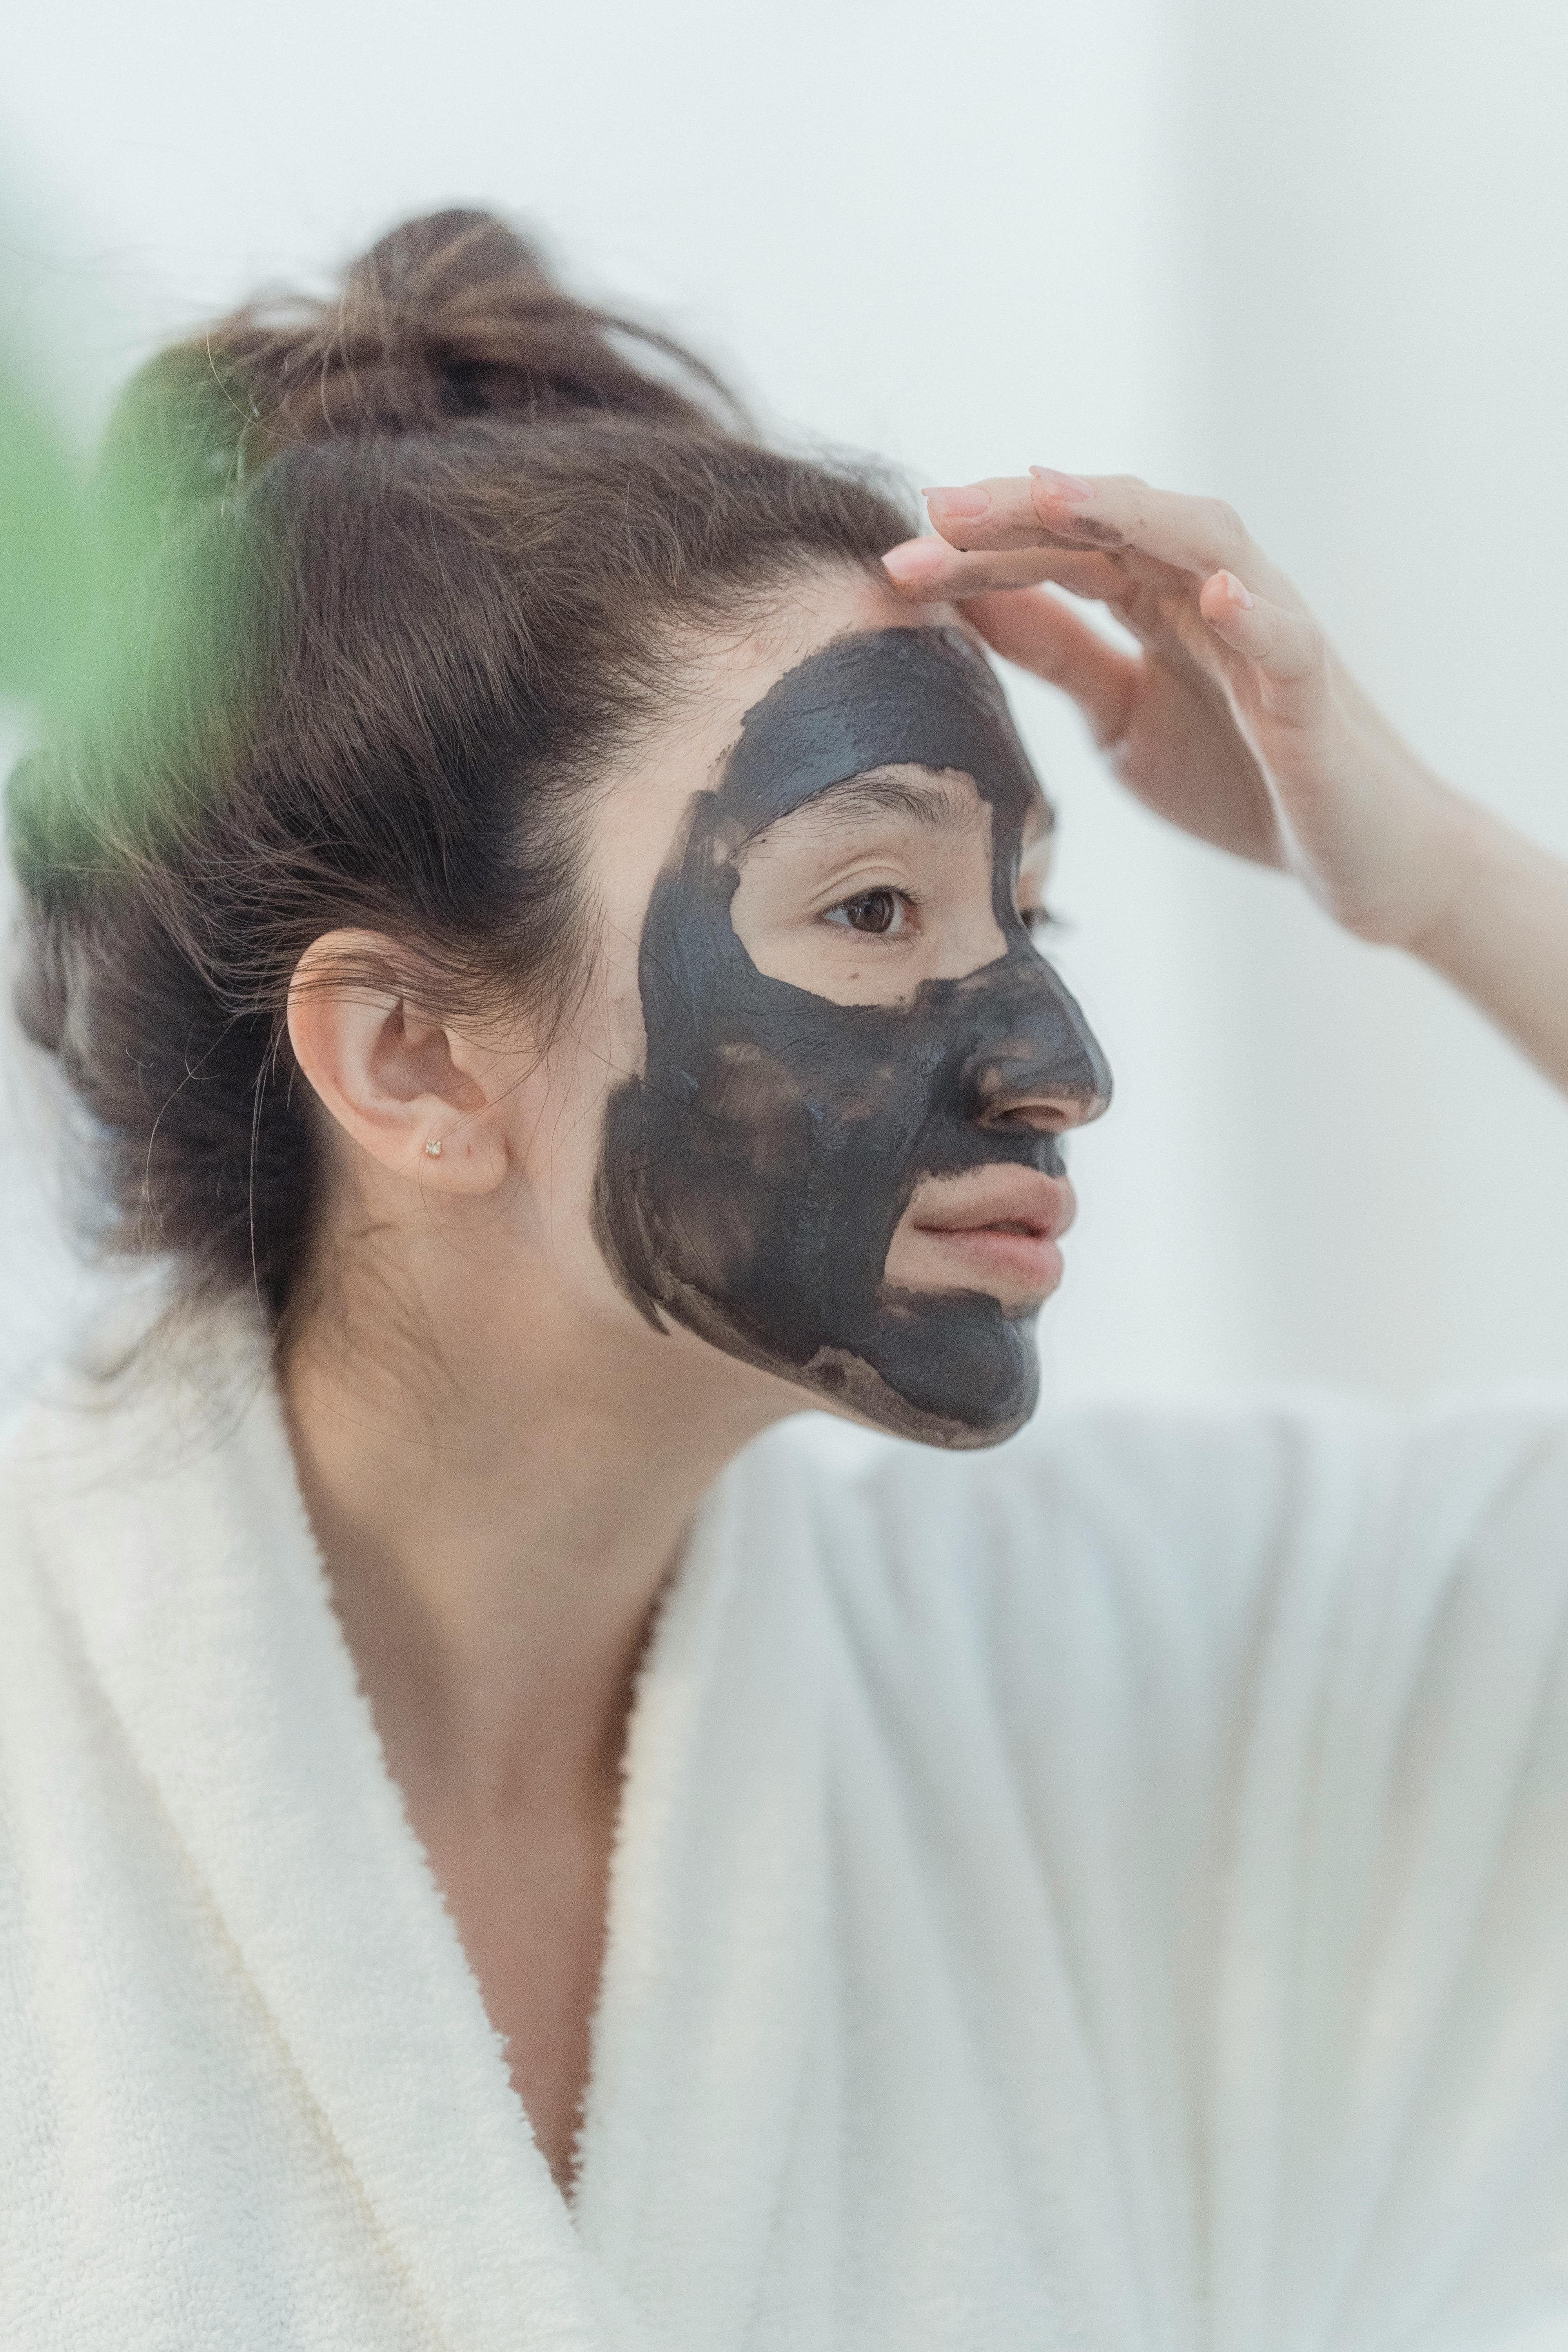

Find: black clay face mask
<box><xmin>593</xmin><ymin>626</ymin><xmax>1112</xmax><ymax>1446</ymax></box>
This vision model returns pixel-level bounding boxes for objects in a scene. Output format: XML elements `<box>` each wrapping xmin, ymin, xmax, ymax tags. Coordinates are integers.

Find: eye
<box><xmin>824</xmin><ymin>887</ymin><xmax>912</xmax><ymax>938</ymax></box>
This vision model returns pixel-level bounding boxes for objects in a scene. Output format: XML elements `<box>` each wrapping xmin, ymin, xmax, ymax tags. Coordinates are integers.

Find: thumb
<box><xmin>963</xmin><ymin>588</ymin><xmax>1140</xmax><ymax>750</ymax></box>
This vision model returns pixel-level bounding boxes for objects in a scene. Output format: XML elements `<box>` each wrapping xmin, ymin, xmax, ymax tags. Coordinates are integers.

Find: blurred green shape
<box><xmin>0</xmin><ymin>171</ymin><xmax>250</xmax><ymax>922</ymax></box>
<box><xmin>0</xmin><ymin>343</ymin><xmax>93</xmax><ymax>721</ymax></box>
<box><xmin>0</xmin><ymin>159</ymin><xmax>176</xmax><ymax>758</ymax></box>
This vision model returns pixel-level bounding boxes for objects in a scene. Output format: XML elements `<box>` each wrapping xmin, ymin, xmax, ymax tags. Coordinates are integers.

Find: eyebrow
<box><xmin>776</xmin><ymin>766</ymin><xmax>1056</xmax><ymax>838</ymax></box>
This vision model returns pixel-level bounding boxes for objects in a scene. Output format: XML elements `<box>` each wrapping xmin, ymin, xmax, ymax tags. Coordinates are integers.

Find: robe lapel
<box><xmin>573</xmin><ymin>1431</ymin><xmax>835</xmax><ymax>2352</ymax></box>
<box><xmin>45</xmin><ymin>1349</ymin><xmax>647</xmax><ymax>2352</ymax></box>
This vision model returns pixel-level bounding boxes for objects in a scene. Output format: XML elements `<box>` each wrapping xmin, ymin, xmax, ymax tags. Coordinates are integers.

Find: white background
<box><xmin>3</xmin><ymin>0</ymin><xmax>1566</xmax><ymax>1411</ymax></box>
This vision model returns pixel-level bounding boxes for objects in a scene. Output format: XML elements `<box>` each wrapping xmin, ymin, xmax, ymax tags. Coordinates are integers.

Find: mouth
<box><xmin>883</xmin><ymin>1166</ymin><xmax>1077</xmax><ymax>1308</ymax></box>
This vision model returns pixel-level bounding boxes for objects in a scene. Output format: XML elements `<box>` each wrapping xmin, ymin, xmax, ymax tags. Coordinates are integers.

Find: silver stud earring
<box><xmin>424</xmin><ymin>1137</ymin><xmax>443</xmax><ymax>1159</ymax></box>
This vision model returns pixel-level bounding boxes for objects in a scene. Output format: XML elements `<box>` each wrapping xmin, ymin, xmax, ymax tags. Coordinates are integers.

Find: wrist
<box><xmin>1397</xmin><ymin>789</ymin><xmax>1524</xmax><ymax>973</ymax></box>
<box><xmin>1335</xmin><ymin>757</ymin><xmax>1497</xmax><ymax>955</ymax></box>
<box><xmin>1387</xmin><ymin>788</ymin><xmax>1568</xmax><ymax>1096</ymax></box>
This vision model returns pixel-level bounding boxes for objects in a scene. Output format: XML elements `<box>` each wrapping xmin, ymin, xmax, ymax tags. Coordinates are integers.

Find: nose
<box><xmin>973</xmin><ymin>1075</ymin><xmax>1108</xmax><ymax>1136</ymax></box>
<box><xmin>959</xmin><ymin>965</ymin><xmax>1112</xmax><ymax>1136</ymax></box>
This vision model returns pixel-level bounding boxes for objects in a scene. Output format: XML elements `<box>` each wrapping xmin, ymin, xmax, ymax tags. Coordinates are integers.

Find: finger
<box><xmin>925</xmin><ymin>470</ymin><xmax>1287</xmax><ymax>593</ymax></box>
<box><xmin>882</xmin><ymin>535</ymin><xmax>1125</xmax><ymax>603</ymax></box>
<box><xmin>921</xmin><ymin>474</ymin><xmax>1111</xmax><ymax>554</ymax></box>
<box><xmin>1199</xmin><ymin>570</ymin><xmax>1327</xmax><ymax>697</ymax></box>
<box><xmin>963</xmin><ymin>587</ymin><xmax>1140</xmax><ymax>749</ymax></box>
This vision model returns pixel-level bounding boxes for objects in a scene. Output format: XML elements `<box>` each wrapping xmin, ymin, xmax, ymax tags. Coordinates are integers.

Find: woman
<box><xmin>5</xmin><ymin>209</ymin><xmax>1568</xmax><ymax>2350</ymax></box>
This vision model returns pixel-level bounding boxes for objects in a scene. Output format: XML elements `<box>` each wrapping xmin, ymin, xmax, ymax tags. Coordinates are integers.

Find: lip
<box><xmin>885</xmin><ymin>1167</ymin><xmax>1077</xmax><ymax>1307</ymax></box>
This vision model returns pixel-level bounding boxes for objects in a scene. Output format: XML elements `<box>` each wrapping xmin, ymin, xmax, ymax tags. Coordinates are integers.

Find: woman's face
<box><xmin>517</xmin><ymin>567</ymin><xmax>1110</xmax><ymax>1448</ymax></box>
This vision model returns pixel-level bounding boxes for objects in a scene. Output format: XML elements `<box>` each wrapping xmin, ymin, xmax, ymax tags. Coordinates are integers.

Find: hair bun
<box><xmin>327</xmin><ymin>207</ymin><xmax>684</xmax><ymax>433</ymax></box>
<box><xmin>344</xmin><ymin>207</ymin><xmax>557</xmax><ymax>314</ymax></box>
<box><xmin>107</xmin><ymin>207</ymin><xmax>732</xmax><ymax>511</ymax></box>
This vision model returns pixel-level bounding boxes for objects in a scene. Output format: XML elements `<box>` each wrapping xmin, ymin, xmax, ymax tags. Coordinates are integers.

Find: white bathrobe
<box><xmin>7</xmin><ymin>1316</ymin><xmax>1568</xmax><ymax>2351</ymax></box>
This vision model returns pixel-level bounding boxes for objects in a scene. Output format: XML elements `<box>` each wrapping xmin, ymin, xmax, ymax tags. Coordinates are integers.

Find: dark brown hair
<box><xmin>6</xmin><ymin>209</ymin><xmax>913</xmax><ymax>1328</ymax></box>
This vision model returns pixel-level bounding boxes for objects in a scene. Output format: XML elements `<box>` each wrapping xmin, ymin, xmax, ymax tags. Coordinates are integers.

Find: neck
<box><xmin>280</xmin><ymin>1243</ymin><xmax>784</xmax><ymax>1824</ymax></box>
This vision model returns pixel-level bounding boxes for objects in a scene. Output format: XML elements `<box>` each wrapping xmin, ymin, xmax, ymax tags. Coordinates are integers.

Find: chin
<box><xmin>789</xmin><ymin>1305</ymin><xmax>1043</xmax><ymax>1452</ymax></box>
<box><xmin>599</xmin><ymin>1207</ymin><xmax>1047</xmax><ymax>1451</ymax></box>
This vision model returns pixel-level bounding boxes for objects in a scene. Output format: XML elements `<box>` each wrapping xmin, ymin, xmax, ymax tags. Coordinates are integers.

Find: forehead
<box><xmin>716</xmin><ymin>624</ymin><xmax>1049</xmax><ymax>838</ymax></box>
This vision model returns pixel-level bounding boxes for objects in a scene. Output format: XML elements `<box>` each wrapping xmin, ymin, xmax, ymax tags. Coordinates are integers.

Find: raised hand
<box><xmin>882</xmin><ymin>468</ymin><xmax>1472</xmax><ymax>953</ymax></box>
<box><xmin>884</xmin><ymin>466</ymin><xmax>1568</xmax><ymax>1091</ymax></box>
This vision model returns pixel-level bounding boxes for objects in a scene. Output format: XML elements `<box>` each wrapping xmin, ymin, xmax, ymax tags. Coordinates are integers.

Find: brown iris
<box><xmin>840</xmin><ymin>889</ymin><xmax>899</xmax><ymax>935</ymax></box>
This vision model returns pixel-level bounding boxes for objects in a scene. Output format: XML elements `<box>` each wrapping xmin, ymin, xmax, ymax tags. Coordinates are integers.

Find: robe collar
<box><xmin>37</xmin><ymin>1308</ymin><xmax>835</xmax><ymax>2352</ymax></box>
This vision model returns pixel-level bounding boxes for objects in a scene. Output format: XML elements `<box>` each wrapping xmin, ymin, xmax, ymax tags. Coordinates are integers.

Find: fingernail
<box><xmin>1030</xmin><ymin>467</ymin><xmax>1095</xmax><ymax>502</ymax></box>
<box><xmin>923</xmin><ymin>485</ymin><xmax>991</xmax><ymax>521</ymax></box>
<box><xmin>1220</xmin><ymin>570</ymin><xmax>1254</xmax><ymax>608</ymax></box>
<box><xmin>882</xmin><ymin>539</ymin><xmax>947</xmax><ymax>585</ymax></box>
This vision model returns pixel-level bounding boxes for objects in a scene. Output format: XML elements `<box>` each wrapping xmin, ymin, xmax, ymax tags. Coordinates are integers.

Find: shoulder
<box><xmin>740</xmin><ymin>1390</ymin><xmax>1374</xmax><ymax>1608</ymax></box>
<box><xmin>738</xmin><ymin>1397</ymin><xmax>1568</xmax><ymax>1987</ymax></box>
<box><xmin>739</xmin><ymin>1387</ymin><xmax>1568</xmax><ymax>1699</ymax></box>
<box><xmin>756</xmin><ymin>1381</ymin><xmax>1568</xmax><ymax>1560</ymax></box>
<box><xmin>0</xmin><ymin>1299</ymin><xmax>283</xmax><ymax>1646</ymax></box>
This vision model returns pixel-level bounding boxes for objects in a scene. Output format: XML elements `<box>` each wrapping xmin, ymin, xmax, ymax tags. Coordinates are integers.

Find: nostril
<box><xmin>983</xmin><ymin>1103</ymin><xmax>1061</xmax><ymax>1135</ymax></box>
<box><xmin>979</xmin><ymin>1090</ymin><xmax>1104</xmax><ymax>1135</ymax></box>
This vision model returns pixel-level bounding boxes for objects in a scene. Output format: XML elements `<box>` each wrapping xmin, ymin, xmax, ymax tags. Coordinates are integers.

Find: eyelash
<box><xmin>820</xmin><ymin>890</ymin><xmax>1062</xmax><ymax>940</ymax></box>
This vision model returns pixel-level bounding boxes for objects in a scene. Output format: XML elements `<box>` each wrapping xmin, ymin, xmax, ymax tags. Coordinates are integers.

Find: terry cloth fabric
<box><xmin>6</xmin><ymin>1316</ymin><xmax>1568</xmax><ymax>2350</ymax></box>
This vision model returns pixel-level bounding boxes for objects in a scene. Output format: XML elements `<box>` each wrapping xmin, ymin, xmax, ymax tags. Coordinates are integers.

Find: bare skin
<box><xmin>285</xmin><ymin>490</ymin><xmax>1568</xmax><ymax>2196</ymax></box>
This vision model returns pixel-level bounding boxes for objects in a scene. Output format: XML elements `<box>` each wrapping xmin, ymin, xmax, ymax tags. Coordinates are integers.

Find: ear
<box><xmin>286</xmin><ymin>931</ymin><xmax>512</xmax><ymax>1195</ymax></box>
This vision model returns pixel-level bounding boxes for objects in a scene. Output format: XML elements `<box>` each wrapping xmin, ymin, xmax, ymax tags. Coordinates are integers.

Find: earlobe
<box><xmin>285</xmin><ymin>929</ymin><xmax>508</xmax><ymax>1195</ymax></box>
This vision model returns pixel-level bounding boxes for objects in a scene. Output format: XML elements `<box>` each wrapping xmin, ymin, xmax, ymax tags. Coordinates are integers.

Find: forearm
<box><xmin>1408</xmin><ymin>797</ymin><xmax>1568</xmax><ymax>1098</ymax></box>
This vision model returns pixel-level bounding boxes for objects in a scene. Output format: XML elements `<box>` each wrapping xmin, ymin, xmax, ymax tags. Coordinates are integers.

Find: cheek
<box><xmin>691</xmin><ymin>1043</ymin><xmax>815</xmax><ymax>1187</ymax></box>
<box><xmin>605</xmin><ymin>973</ymin><xmax>648</xmax><ymax>1090</ymax></box>
<box><xmin>507</xmin><ymin>981</ymin><xmax>632</xmax><ymax>1247</ymax></box>
<box><xmin>594</xmin><ymin>908</ymin><xmax>649</xmax><ymax>1083</ymax></box>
